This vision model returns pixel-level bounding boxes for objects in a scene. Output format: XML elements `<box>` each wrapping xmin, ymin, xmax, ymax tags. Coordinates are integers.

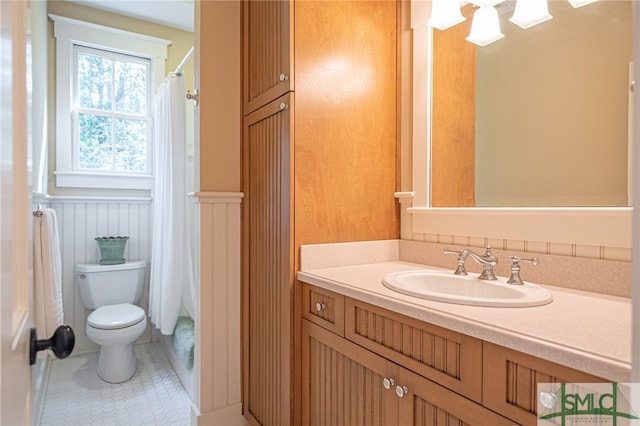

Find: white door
<box><xmin>0</xmin><ymin>0</ymin><xmax>32</xmax><ymax>424</ymax></box>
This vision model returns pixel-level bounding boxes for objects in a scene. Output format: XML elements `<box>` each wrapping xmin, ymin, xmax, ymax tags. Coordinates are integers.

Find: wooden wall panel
<box><xmin>293</xmin><ymin>0</ymin><xmax>399</xmax><ymax>248</ymax></box>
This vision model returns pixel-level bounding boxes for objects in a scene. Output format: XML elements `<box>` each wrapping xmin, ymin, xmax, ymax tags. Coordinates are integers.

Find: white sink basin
<box><xmin>382</xmin><ymin>270</ymin><xmax>553</xmax><ymax>307</ymax></box>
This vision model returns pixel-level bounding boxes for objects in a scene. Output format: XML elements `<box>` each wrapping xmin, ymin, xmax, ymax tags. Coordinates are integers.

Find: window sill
<box><xmin>54</xmin><ymin>171</ymin><xmax>153</xmax><ymax>190</ymax></box>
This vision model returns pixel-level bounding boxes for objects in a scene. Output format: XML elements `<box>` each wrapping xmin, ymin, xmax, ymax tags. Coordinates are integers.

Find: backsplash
<box><xmin>299</xmin><ymin>239</ymin><xmax>631</xmax><ymax>298</ymax></box>
<box><xmin>408</xmin><ymin>232</ymin><xmax>632</xmax><ymax>262</ymax></box>
<box><xmin>400</xmin><ymin>239</ymin><xmax>631</xmax><ymax>298</ymax></box>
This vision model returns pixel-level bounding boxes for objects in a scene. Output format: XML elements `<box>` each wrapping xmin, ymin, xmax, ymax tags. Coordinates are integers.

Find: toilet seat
<box><xmin>88</xmin><ymin>303</ymin><xmax>145</xmax><ymax>330</ymax></box>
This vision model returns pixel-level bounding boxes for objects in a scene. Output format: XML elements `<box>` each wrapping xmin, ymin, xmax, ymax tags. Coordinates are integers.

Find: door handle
<box><xmin>29</xmin><ymin>325</ymin><xmax>75</xmax><ymax>365</ymax></box>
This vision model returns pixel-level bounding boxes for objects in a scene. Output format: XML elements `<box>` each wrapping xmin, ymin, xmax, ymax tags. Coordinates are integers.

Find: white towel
<box><xmin>33</xmin><ymin>208</ymin><xmax>64</xmax><ymax>338</ymax></box>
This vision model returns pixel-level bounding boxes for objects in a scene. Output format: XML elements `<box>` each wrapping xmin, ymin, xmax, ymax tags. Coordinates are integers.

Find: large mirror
<box><xmin>430</xmin><ymin>0</ymin><xmax>632</xmax><ymax>208</ymax></box>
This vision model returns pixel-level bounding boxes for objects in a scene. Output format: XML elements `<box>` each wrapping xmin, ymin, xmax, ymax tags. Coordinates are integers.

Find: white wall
<box><xmin>194</xmin><ymin>192</ymin><xmax>245</xmax><ymax>425</ymax></box>
<box><xmin>49</xmin><ymin>197</ymin><xmax>153</xmax><ymax>353</ymax></box>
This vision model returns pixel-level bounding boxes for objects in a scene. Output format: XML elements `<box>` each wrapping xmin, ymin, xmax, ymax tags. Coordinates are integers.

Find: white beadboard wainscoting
<box><xmin>194</xmin><ymin>192</ymin><xmax>246</xmax><ymax>425</ymax></box>
<box><xmin>48</xmin><ymin>196</ymin><xmax>153</xmax><ymax>354</ymax></box>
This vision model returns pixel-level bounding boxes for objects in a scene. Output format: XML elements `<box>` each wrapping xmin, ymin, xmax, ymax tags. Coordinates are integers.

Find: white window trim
<box><xmin>50</xmin><ymin>14</ymin><xmax>171</xmax><ymax>190</ymax></box>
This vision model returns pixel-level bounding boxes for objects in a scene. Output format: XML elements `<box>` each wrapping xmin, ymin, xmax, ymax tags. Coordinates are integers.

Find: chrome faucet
<box><xmin>444</xmin><ymin>245</ymin><xmax>498</xmax><ymax>280</ymax></box>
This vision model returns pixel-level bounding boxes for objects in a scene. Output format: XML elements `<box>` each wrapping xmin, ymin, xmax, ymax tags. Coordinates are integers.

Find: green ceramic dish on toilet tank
<box><xmin>95</xmin><ymin>236</ymin><xmax>129</xmax><ymax>265</ymax></box>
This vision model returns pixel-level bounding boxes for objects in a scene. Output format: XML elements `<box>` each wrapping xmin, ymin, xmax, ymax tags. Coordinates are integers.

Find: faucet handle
<box><xmin>507</xmin><ymin>256</ymin><xmax>539</xmax><ymax>285</ymax></box>
<box><xmin>482</xmin><ymin>245</ymin><xmax>497</xmax><ymax>263</ymax></box>
<box><xmin>443</xmin><ymin>248</ymin><xmax>468</xmax><ymax>276</ymax></box>
<box><xmin>443</xmin><ymin>248</ymin><xmax>462</xmax><ymax>256</ymax></box>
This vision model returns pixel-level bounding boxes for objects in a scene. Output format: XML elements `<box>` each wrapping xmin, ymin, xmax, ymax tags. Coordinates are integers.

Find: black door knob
<box><xmin>29</xmin><ymin>325</ymin><xmax>75</xmax><ymax>365</ymax></box>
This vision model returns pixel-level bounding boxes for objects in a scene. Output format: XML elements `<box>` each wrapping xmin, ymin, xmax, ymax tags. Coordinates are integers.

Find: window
<box><xmin>74</xmin><ymin>46</ymin><xmax>151</xmax><ymax>174</ymax></box>
<box><xmin>51</xmin><ymin>15</ymin><xmax>170</xmax><ymax>189</ymax></box>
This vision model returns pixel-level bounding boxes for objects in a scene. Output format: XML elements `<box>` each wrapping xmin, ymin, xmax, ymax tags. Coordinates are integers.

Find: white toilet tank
<box><xmin>77</xmin><ymin>260</ymin><xmax>146</xmax><ymax>309</ymax></box>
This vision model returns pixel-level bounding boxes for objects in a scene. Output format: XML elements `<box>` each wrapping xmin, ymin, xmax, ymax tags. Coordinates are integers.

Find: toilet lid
<box><xmin>88</xmin><ymin>304</ymin><xmax>145</xmax><ymax>330</ymax></box>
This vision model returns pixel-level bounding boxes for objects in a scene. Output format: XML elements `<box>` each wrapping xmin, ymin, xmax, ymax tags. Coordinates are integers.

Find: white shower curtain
<box><xmin>149</xmin><ymin>75</ymin><xmax>187</xmax><ymax>335</ymax></box>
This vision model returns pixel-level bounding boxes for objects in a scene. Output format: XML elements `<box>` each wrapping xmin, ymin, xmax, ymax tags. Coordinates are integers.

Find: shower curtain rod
<box><xmin>174</xmin><ymin>46</ymin><xmax>194</xmax><ymax>76</ymax></box>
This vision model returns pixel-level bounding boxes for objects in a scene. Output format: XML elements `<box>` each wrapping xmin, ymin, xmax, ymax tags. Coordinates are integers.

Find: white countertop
<box><xmin>297</xmin><ymin>260</ymin><xmax>631</xmax><ymax>383</ymax></box>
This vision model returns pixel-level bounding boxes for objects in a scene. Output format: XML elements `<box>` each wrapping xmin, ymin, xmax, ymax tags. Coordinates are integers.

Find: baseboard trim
<box><xmin>193</xmin><ymin>403</ymin><xmax>248</xmax><ymax>426</ymax></box>
<box><xmin>32</xmin><ymin>356</ymin><xmax>52</xmax><ymax>426</ymax></box>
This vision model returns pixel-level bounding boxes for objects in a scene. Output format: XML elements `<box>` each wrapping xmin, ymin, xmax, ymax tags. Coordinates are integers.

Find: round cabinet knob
<box><xmin>279</xmin><ymin>73</ymin><xmax>289</xmax><ymax>82</ymax></box>
<box><xmin>315</xmin><ymin>302</ymin><xmax>326</xmax><ymax>312</ymax></box>
<box><xmin>395</xmin><ymin>385</ymin><xmax>409</xmax><ymax>398</ymax></box>
<box><xmin>382</xmin><ymin>377</ymin><xmax>395</xmax><ymax>390</ymax></box>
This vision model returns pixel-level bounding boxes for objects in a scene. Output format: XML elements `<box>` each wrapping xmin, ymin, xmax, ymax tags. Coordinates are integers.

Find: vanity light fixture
<box><xmin>466</xmin><ymin>4</ymin><xmax>504</xmax><ymax>46</ymax></box>
<box><xmin>429</xmin><ymin>0</ymin><xmax>466</xmax><ymax>30</ymax></box>
<box><xmin>509</xmin><ymin>0</ymin><xmax>553</xmax><ymax>29</ymax></box>
<box><xmin>430</xmin><ymin>0</ymin><xmax>598</xmax><ymax>47</ymax></box>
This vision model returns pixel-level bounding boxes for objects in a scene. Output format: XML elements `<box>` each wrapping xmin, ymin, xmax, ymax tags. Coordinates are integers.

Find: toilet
<box><xmin>76</xmin><ymin>260</ymin><xmax>147</xmax><ymax>383</ymax></box>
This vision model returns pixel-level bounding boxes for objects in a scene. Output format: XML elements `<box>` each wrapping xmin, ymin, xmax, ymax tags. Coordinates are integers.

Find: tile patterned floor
<box><xmin>40</xmin><ymin>343</ymin><xmax>192</xmax><ymax>426</ymax></box>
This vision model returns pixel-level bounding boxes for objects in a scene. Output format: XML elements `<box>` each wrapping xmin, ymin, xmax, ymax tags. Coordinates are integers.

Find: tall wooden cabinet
<box><xmin>242</xmin><ymin>93</ymin><xmax>294</xmax><ymax>426</ymax></box>
<box><xmin>242</xmin><ymin>0</ymin><xmax>292</xmax><ymax>113</ymax></box>
<box><xmin>241</xmin><ymin>1</ymin><xmax>399</xmax><ymax>425</ymax></box>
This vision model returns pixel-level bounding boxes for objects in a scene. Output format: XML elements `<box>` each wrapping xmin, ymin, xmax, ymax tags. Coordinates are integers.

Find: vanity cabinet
<box><xmin>301</xmin><ymin>289</ymin><xmax>517</xmax><ymax>426</ymax></box>
<box><xmin>301</xmin><ymin>282</ymin><xmax>608</xmax><ymax>426</ymax></box>
<box><xmin>242</xmin><ymin>2</ymin><xmax>399</xmax><ymax>425</ymax></box>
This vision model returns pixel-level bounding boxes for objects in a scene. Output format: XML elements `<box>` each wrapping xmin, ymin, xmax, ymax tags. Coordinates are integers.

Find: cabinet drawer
<box><xmin>483</xmin><ymin>342</ymin><xmax>607</xmax><ymax>426</ymax></box>
<box><xmin>344</xmin><ymin>298</ymin><xmax>483</xmax><ymax>403</ymax></box>
<box><xmin>302</xmin><ymin>283</ymin><xmax>345</xmax><ymax>336</ymax></box>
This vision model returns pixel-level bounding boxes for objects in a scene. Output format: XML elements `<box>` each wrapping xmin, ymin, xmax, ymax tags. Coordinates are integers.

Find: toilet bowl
<box><xmin>86</xmin><ymin>303</ymin><xmax>147</xmax><ymax>383</ymax></box>
<box><xmin>77</xmin><ymin>261</ymin><xmax>147</xmax><ymax>383</ymax></box>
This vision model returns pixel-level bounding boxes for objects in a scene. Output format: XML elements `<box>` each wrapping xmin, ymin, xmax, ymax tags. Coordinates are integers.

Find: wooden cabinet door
<box><xmin>242</xmin><ymin>94</ymin><xmax>295</xmax><ymax>426</ymax></box>
<box><xmin>302</xmin><ymin>320</ymin><xmax>399</xmax><ymax>426</ymax></box>
<box><xmin>242</xmin><ymin>0</ymin><xmax>293</xmax><ymax>114</ymax></box>
<box><xmin>483</xmin><ymin>342</ymin><xmax>607</xmax><ymax>426</ymax></box>
<box><xmin>397</xmin><ymin>367</ymin><xmax>520</xmax><ymax>426</ymax></box>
